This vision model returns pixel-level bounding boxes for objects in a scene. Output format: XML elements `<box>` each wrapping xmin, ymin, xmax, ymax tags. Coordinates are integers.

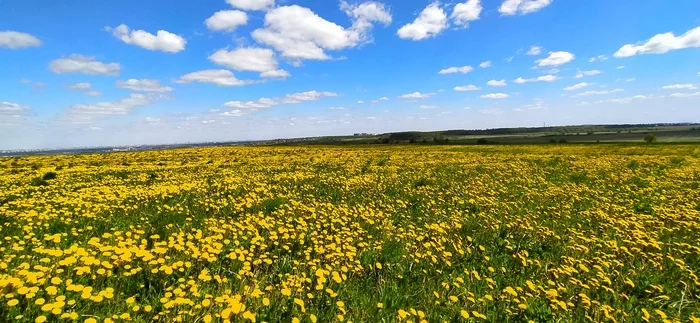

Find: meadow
<box><xmin>1</xmin><ymin>144</ymin><xmax>699</xmax><ymax>322</ymax></box>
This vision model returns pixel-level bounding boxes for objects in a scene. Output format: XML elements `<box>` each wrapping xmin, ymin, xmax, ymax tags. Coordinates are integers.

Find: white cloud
<box><xmin>543</xmin><ymin>67</ymin><xmax>560</xmax><ymax>74</ymax></box>
<box><xmin>61</xmin><ymin>93</ymin><xmax>162</xmax><ymax>124</ymax></box>
<box><xmin>670</xmin><ymin>92</ymin><xmax>700</xmax><ymax>98</ymax></box>
<box><xmin>572</xmin><ymin>88</ymin><xmax>624</xmax><ymax>97</ymax></box>
<box><xmin>589</xmin><ymin>55</ymin><xmax>608</xmax><ymax>62</ymax></box>
<box><xmin>224</xmin><ymin>98</ymin><xmax>277</xmax><ymax>109</ymax></box>
<box><xmin>400</xmin><ymin>92</ymin><xmax>436</xmax><ymax>100</ymax></box>
<box><xmin>117</xmin><ymin>79</ymin><xmax>173</xmax><ymax>92</ymax></box>
<box><xmin>67</xmin><ymin>82</ymin><xmax>101</xmax><ymax>96</ymax></box>
<box><xmin>575</xmin><ymin>69</ymin><xmax>601</xmax><ymax>78</ymax></box>
<box><xmin>487</xmin><ymin>79</ymin><xmax>507</xmax><ymax>87</ymax></box>
<box><xmin>479</xmin><ymin>60</ymin><xmax>492</xmax><ymax>68</ymax></box>
<box><xmin>109</xmin><ymin>24</ymin><xmax>186</xmax><ymax>53</ymax></box>
<box><xmin>0</xmin><ymin>101</ymin><xmax>29</xmax><ymax>116</ymax></box>
<box><xmin>329</xmin><ymin>106</ymin><xmax>346</xmax><ymax>110</ymax></box>
<box><xmin>0</xmin><ymin>31</ymin><xmax>41</xmax><ymax>49</ymax></box>
<box><xmin>563</xmin><ymin>82</ymin><xmax>592</xmax><ymax>91</ymax></box>
<box><xmin>341</xmin><ymin>1</ymin><xmax>393</xmax><ymax>29</ymax></box>
<box><xmin>617</xmin><ymin>66</ymin><xmax>625</xmax><ymax>69</ymax></box>
<box><xmin>260</xmin><ymin>69</ymin><xmax>291</xmax><ymax>79</ymax></box>
<box><xmin>662</xmin><ymin>84</ymin><xmax>697</xmax><ymax>90</ymax></box>
<box><xmin>513</xmin><ymin>74</ymin><xmax>558</xmax><ymax>84</ymax></box>
<box><xmin>525</xmin><ymin>46</ymin><xmax>542</xmax><ymax>55</ymax></box>
<box><xmin>397</xmin><ymin>2</ymin><xmax>448</xmax><ymax>41</ymax></box>
<box><xmin>371</xmin><ymin>96</ymin><xmax>390</xmax><ymax>104</ymax></box>
<box><xmin>176</xmin><ymin>69</ymin><xmax>254</xmax><ymax>86</ymax></box>
<box><xmin>223</xmin><ymin>91</ymin><xmax>337</xmax><ymax>111</ymax></box>
<box><xmin>604</xmin><ymin>95</ymin><xmax>652</xmax><ymax>104</ymax></box>
<box><xmin>451</xmin><ymin>0</ymin><xmax>482</xmax><ymax>26</ymax></box>
<box><xmin>439</xmin><ymin>65</ymin><xmax>473</xmax><ymax>74</ymax></box>
<box><xmin>49</xmin><ymin>54</ymin><xmax>121</xmax><ymax>76</ymax></box>
<box><xmin>419</xmin><ymin>104</ymin><xmax>439</xmax><ymax>109</ymax></box>
<box><xmin>226</xmin><ymin>0</ymin><xmax>275</xmax><ymax>11</ymax></box>
<box><xmin>209</xmin><ymin>47</ymin><xmax>289</xmax><ymax>78</ymax></box>
<box><xmin>253</xmin><ymin>3</ymin><xmax>390</xmax><ymax>61</ymax></box>
<box><xmin>481</xmin><ymin>93</ymin><xmax>509</xmax><ymax>99</ymax></box>
<box><xmin>454</xmin><ymin>84</ymin><xmax>480</xmax><ymax>91</ymax></box>
<box><xmin>68</xmin><ymin>82</ymin><xmax>92</xmax><ymax>90</ymax></box>
<box><xmin>624</xmin><ymin>78</ymin><xmax>635</xmax><ymax>82</ymax></box>
<box><xmin>205</xmin><ymin>10</ymin><xmax>248</xmax><ymax>32</ymax></box>
<box><xmin>357</xmin><ymin>100</ymin><xmax>365</xmax><ymax>104</ymax></box>
<box><xmin>499</xmin><ymin>0</ymin><xmax>552</xmax><ymax>16</ymax></box>
<box><xmin>536</xmin><ymin>51</ymin><xmax>575</xmax><ymax>67</ymax></box>
<box><xmin>614</xmin><ymin>26</ymin><xmax>700</xmax><ymax>58</ymax></box>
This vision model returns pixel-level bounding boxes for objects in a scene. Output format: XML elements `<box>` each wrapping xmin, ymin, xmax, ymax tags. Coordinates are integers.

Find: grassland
<box><xmin>1</xmin><ymin>144</ymin><xmax>699</xmax><ymax>322</ymax></box>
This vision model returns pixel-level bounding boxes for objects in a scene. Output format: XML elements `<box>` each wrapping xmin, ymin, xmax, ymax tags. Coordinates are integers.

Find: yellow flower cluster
<box><xmin>0</xmin><ymin>144</ymin><xmax>698</xmax><ymax>322</ymax></box>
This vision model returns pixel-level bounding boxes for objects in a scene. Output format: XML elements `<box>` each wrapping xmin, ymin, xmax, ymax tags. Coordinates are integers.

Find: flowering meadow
<box><xmin>1</xmin><ymin>145</ymin><xmax>699</xmax><ymax>323</ymax></box>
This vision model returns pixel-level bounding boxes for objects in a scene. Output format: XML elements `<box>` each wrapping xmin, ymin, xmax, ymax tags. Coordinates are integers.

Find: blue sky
<box><xmin>1</xmin><ymin>0</ymin><xmax>699</xmax><ymax>149</ymax></box>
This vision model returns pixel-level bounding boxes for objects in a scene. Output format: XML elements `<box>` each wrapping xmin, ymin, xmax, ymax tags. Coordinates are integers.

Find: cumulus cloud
<box><xmin>481</xmin><ymin>93</ymin><xmax>509</xmax><ymax>99</ymax></box>
<box><xmin>536</xmin><ymin>51</ymin><xmax>575</xmax><ymax>67</ymax></box>
<box><xmin>397</xmin><ymin>2</ymin><xmax>448</xmax><ymax>41</ymax></box>
<box><xmin>205</xmin><ymin>10</ymin><xmax>248</xmax><ymax>32</ymax></box>
<box><xmin>109</xmin><ymin>24</ymin><xmax>186</xmax><ymax>53</ymax></box>
<box><xmin>454</xmin><ymin>85</ymin><xmax>480</xmax><ymax>91</ymax></box>
<box><xmin>117</xmin><ymin>79</ymin><xmax>173</xmax><ymax>92</ymax></box>
<box><xmin>176</xmin><ymin>69</ymin><xmax>254</xmax><ymax>86</ymax></box>
<box><xmin>399</xmin><ymin>92</ymin><xmax>436</xmax><ymax>100</ymax></box>
<box><xmin>513</xmin><ymin>74</ymin><xmax>558</xmax><ymax>84</ymax></box>
<box><xmin>479</xmin><ymin>60</ymin><xmax>492</xmax><ymax>68</ymax></box>
<box><xmin>563</xmin><ymin>82</ymin><xmax>592</xmax><ymax>91</ymax></box>
<box><xmin>49</xmin><ymin>54</ymin><xmax>121</xmax><ymax>76</ymax></box>
<box><xmin>0</xmin><ymin>31</ymin><xmax>41</xmax><ymax>49</ymax></box>
<box><xmin>252</xmin><ymin>3</ymin><xmax>391</xmax><ymax>62</ymax></box>
<box><xmin>662</xmin><ymin>84</ymin><xmax>697</xmax><ymax>90</ymax></box>
<box><xmin>525</xmin><ymin>46</ymin><xmax>542</xmax><ymax>55</ymax></box>
<box><xmin>438</xmin><ymin>65</ymin><xmax>473</xmax><ymax>74</ymax></box>
<box><xmin>614</xmin><ymin>26</ymin><xmax>700</xmax><ymax>58</ymax></box>
<box><xmin>209</xmin><ymin>47</ymin><xmax>289</xmax><ymax>78</ymax></box>
<box><xmin>223</xmin><ymin>90</ymin><xmax>337</xmax><ymax>115</ymax></box>
<box><xmin>419</xmin><ymin>104</ymin><xmax>439</xmax><ymax>109</ymax></box>
<box><xmin>86</xmin><ymin>91</ymin><xmax>102</xmax><ymax>97</ymax></box>
<box><xmin>451</xmin><ymin>0</ymin><xmax>482</xmax><ymax>26</ymax></box>
<box><xmin>226</xmin><ymin>0</ymin><xmax>275</xmax><ymax>11</ymax></box>
<box><xmin>487</xmin><ymin>79</ymin><xmax>507</xmax><ymax>87</ymax></box>
<box><xmin>499</xmin><ymin>0</ymin><xmax>552</xmax><ymax>16</ymax></box>
<box><xmin>575</xmin><ymin>70</ymin><xmax>601</xmax><ymax>78</ymax></box>
<box><xmin>572</xmin><ymin>89</ymin><xmax>624</xmax><ymax>97</ymax></box>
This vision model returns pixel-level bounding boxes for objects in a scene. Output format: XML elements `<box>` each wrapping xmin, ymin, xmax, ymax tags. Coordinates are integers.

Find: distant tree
<box><xmin>644</xmin><ymin>134</ymin><xmax>658</xmax><ymax>143</ymax></box>
<box><xmin>558</xmin><ymin>139</ymin><xmax>568</xmax><ymax>143</ymax></box>
<box><xmin>549</xmin><ymin>139</ymin><xmax>557</xmax><ymax>143</ymax></box>
<box><xmin>476</xmin><ymin>138</ymin><xmax>489</xmax><ymax>145</ymax></box>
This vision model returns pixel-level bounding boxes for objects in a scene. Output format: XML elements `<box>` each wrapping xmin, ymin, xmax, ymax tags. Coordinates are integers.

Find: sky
<box><xmin>1</xmin><ymin>0</ymin><xmax>700</xmax><ymax>150</ymax></box>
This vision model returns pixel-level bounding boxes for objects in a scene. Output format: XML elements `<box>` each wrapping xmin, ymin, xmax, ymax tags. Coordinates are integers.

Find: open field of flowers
<box><xmin>1</xmin><ymin>144</ymin><xmax>699</xmax><ymax>322</ymax></box>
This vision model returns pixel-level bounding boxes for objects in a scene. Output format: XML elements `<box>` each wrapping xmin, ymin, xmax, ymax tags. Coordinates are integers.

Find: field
<box><xmin>1</xmin><ymin>145</ymin><xmax>700</xmax><ymax>323</ymax></box>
